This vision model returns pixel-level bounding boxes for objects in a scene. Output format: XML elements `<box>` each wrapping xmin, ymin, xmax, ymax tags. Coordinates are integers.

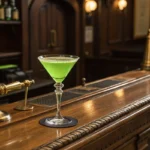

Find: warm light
<box><xmin>83</xmin><ymin>100</ymin><xmax>95</xmax><ymax>117</ymax></box>
<box><xmin>114</xmin><ymin>89</ymin><xmax>124</xmax><ymax>98</ymax></box>
<box><xmin>56</xmin><ymin>129</ymin><xmax>62</xmax><ymax>138</ymax></box>
<box><xmin>85</xmin><ymin>0</ymin><xmax>97</xmax><ymax>13</ymax></box>
<box><xmin>118</xmin><ymin>0</ymin><xmax>127</xmax><ymax>10</ymax></box>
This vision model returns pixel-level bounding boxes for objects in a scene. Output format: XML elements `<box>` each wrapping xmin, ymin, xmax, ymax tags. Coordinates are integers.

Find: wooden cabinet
<box><xmin>0</xmin><ymin>0</ymin><xmax>80</xmax><ymax>88</ymax></box>
<box><xmin>0</xmin><ymin>0</ymin><xmax>29</xmax><ymax>71</ymax></box>
<box><xmin>116</xmin><ymin>138</ymin><xmax>137</xmax><ymax>150</ymax></box>
<box><xmin>137</xmin><ymin>128</ymin><xmax>150</xmax><ymax>150</ymax></box>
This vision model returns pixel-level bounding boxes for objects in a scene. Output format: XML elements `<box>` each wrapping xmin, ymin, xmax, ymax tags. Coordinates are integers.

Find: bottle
<box><xmin>4</xmin><ymin>0</ymin><xmax>12</xmax><ymax>20</ymax></box>
<box><xmin>11</xmin><ymin>0</ymin><xmax>19</xmax><ymax>21</ymax></box>
<box><xmin>0</xmin><ymin>0</ymin><xmax>4</xmax><ymax>20</ymax></box>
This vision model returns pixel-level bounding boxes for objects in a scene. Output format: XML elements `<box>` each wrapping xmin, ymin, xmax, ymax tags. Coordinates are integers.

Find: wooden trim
<box><xmin>0</xmin><ymin>52</ymin><xmax>21</xmax><ymax>58</ymax></box>
<box><xmin>65</xmin><ymin>0</ymin><xmax>81</xmax><ymax>84</ymax></box>
<box><xmin>0</xmin><ymin>21</ymin><xmax>21</xmax><ymax>24</ymax></box>
<box><xmin>22</xmin><ymin>0</ymin><xmax>29</xmax><ymax>71</ymax></box>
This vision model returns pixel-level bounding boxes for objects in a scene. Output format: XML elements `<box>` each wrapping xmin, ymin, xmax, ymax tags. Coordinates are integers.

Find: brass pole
<box><xmin>15</xmin><ymin>80</ymin><xmax>35</xmax><ymax>111</ymax></box>
<box><xmin>142</xmin><ymin>29</ymin><xmax>150</xmax><ymax>70</ymax></box>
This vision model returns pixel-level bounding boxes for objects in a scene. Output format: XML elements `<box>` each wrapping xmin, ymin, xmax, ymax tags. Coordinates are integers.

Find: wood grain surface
<box><xmin>0</xmin><ymin>70</ymin><xmax>150</xmax><ymax>150</ymax></box>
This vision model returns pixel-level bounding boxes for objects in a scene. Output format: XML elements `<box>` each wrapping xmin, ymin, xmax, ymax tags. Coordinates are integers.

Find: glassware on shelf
<box><xmin>11</xmin><ymin>0</ymin><xmax>19</xmax><ymax>21</ymax></box>
<box><xmin>0</xmin><ymin>0</ymin><xmax>5</xmax><ymax>20</ymax></box>
<box><xmin>4</xmin><ymin>0</ymin><xmax>11</xmax><ymax>21</ymax></box>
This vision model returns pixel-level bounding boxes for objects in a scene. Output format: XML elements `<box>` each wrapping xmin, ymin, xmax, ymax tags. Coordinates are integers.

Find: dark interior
<box><xmin>0</xmin><ymin>0</ymin><xmax>149</xmax><ymax>104</ymax></box>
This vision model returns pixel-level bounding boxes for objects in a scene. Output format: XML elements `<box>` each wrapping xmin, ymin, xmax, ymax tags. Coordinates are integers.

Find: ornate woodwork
<box><xmin>34</xmin><ymin>95</ymin><xmax>150</xmax><ymax>150</ymax></box>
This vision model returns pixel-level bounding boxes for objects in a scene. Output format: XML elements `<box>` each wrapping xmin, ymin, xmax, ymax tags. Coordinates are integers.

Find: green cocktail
<box><xmin>39</xmin><ymin>56</ymin><xmax>77</xmax><ymax>83</ymax></box>
<box><xmin>38</xmin><ymin>54</ymin><xmax>79</xmax><ymax>128</ymax></box>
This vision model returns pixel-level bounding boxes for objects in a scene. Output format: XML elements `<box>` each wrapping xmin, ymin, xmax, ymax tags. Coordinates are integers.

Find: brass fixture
<box><xmin>0</xmin><ymin>81</ymin><xmax>25</xmax><ymax>95</ymax></box>
<box><xmin>15</xmin><ymin>80</ymin><xmax>35</xmax><ymax>111</ymax></box>
<box><xmin>142</xmin><ymin>29</ymin><xmax>150</xmax><ymax>71</ymax></box>
<box><xmin>0</xmin><ymin>80</ymin><xmax>34</xmax><ymax>121</ymax></box>
<box><xmin>82</xmin><ymin>78</ymin><xmax>86</xmax><ymax>87</ymax></box>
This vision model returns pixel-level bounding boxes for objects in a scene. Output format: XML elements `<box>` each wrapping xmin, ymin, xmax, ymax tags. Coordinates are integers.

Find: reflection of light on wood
<box><xmin>5</xmin><ymin>140</ymin><xmax>17</xmax><ymax>146</ymax></box>
<box><xmin>83</xmin><ymin>100</ymin><xmax>95</xmax><ymax>116</ymax></box>
<box><xmin>56</xmin><ymin>129</ymin><xmax>62</xmax><ymax>138</ymax></box>
<box><xmin>146</xmin><ymin>81</ymin><xmax>150</xmax><ymax>94</ymax></box>
<box><xmin>114</xmin><ymin>89</ymin><xmax>125</xmax><ymax>98</ymax></box>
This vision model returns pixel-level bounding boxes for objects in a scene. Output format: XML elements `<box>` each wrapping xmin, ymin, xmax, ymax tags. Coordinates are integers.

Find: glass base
<box><xmin>39</xmin><ymin>116</ymin><xmax>78</xmax><ymax>128</ymax></box>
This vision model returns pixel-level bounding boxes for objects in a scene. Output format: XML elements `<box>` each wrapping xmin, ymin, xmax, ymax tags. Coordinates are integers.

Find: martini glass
<box><xmin>38</xmin><ymin>54</ymin><xmax>79</xmax><ymax>128</ymax></box>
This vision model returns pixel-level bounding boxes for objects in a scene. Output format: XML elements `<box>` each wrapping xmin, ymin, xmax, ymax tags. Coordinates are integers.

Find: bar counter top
<box><xmin>1</xmin><ymin>70</ymin><xmax>150</xmax><ymax>150</ymax></box>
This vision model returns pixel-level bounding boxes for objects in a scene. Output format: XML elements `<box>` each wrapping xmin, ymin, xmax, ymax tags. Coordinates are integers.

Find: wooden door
<box><xmin>30</xmin><ymin>0</ymin><xmax>67</xmax><ymax>78</ymax></box>
<box><xmin>50</xmin><ymin>2</ymin><xmax>66</xmax><ymax>53</ymax></box>
<box><xmin>29</xmin><ymin>0</ymin><xmax>78</xmax><ymax>87</ymax></box>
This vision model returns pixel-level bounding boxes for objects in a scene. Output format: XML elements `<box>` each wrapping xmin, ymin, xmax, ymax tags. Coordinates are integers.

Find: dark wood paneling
<box><xmin>29</xmin><ymin>0</ymin><xmax>80</xmax><ymax>87</ymax></box>
<box><xmin>51</xmin><ymin>2</ymin><xmax>66</xmax><ymax>51</ymax></box>
<box><xmin>21</xmin><ymin>0</ymin><xmax>29</xmax><ymax>71</ymax></box>
<box><xmin>108</xmin><ymin>1</ymin><xmax>123</xmax><ymax>44</ymax></box>
<box><xmin>80</xmin><ymin>0</ymin><xmax>144</xmax><ymax>58</ymax></box>
<box><xmin>39</xmin><ymin>4</ymin><xmax>49</xmax><ymax>50</ymax></box>
<box><xmin>30</xmin><ymin>0</ymin><xmax>67</xmax><ymax>76</ymax></box>
<box><xmin>85</xmin><ymin>57</ymin><xmax>141</xmax><ymax>82</ymax></box>
<box><xmin>123</xmin><ymin>0</ymin><xmax>133</xmax><ymax>41</ymax></box>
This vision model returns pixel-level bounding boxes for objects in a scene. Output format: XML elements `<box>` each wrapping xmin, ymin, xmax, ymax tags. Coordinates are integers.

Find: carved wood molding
<box><xmin>29</xmin><ymin>0</ymin><xmax>79</xmax><ymax>12</ymax></box>
<box><xmin>66</xmin><ymin>0</ymin><xmax>79</xmax><ymax>13</ymax></box>
<box><xmin>34</xmin><ymin>95</ymin><xmax>150</xmax><ymax>150</ymax></box>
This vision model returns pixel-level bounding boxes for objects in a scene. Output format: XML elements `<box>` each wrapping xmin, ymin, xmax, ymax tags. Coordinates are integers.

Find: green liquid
<box><xmin>40</xmin><ymin>57</ymin><xmax>78</xmax><ymax>83</ymax></box>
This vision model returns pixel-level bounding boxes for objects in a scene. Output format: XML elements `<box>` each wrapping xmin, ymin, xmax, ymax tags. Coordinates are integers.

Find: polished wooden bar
<box><xmin>1</xmin><ymin>70</ymin><xmax>150</xmax><ymax>150</ymax></box>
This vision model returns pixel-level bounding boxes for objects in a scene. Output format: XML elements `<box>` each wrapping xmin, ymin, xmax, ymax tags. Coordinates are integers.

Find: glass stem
<box><xmin>54</xmin><ymin>83</ymin><xmax>64</xmax><ymax>119</ymax></box>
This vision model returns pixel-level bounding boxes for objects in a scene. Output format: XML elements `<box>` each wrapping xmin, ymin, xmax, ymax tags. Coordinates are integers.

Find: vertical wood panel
<box><xmin>21</xmin><ymin>0</ymin><xmax>29</xmax><ymax>70</ymax></box>
<box><xmin>123</xmin><ymin>0</ymin><xmax>133</xmax><ymax>41</ymax></box>
<box><xmin>39</xmin><ymin>4</ymin><xmax>49</xmax><ymax>50</ymax></box>
<box><xmin>98</xmin><ymin>1</ymin><xmax>110</xmax><ymax>54</ymax></box>
<box><xmin>51</xmin><ymin>2</ymin><xmax>66</xmax><ymax>52</ymax></box>
<box><xmin>108</xmin><ymin>2</ymin><xmax>123</xmax><ymax>44</ymax></box>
